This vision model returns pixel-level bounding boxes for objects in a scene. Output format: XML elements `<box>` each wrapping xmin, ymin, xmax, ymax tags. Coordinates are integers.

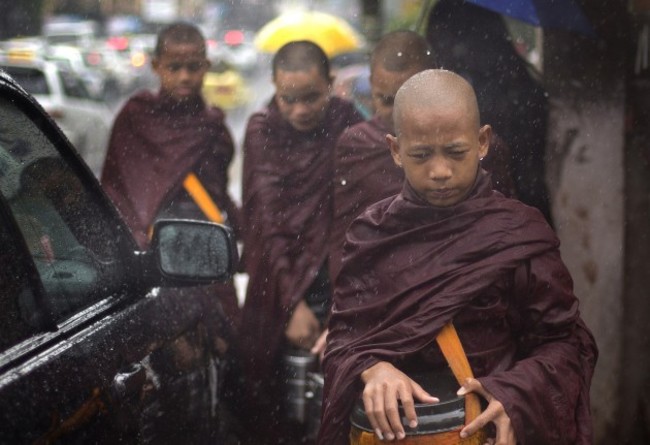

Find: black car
<box><xmin>0</xmin><ymin>70</ymin><xmax>238</xmax><ymax>443</ymax></box>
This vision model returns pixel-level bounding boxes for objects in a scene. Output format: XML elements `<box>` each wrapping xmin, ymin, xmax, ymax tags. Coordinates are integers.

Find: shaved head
<box><xmin>154</xmin><ymin>22</ymin><xmax>206</xmax><ymax>57</ymax></box>
<box><xmin>272</xmin><ymin>40</ymin><xmax>331</xmax><ymax>81</ymax></box>
<box><xmin>393</xmin><ymin>69</ymin><xmax>480</xmax><ymax>136</ymax></box>
<box><xmin>370</xmin><ymin>30</ymin><xmax>435</xmax><ymax>73</ymax></box>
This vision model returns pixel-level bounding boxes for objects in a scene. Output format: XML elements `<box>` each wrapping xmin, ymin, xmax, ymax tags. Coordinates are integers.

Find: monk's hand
<box><xmin>285</xmin><ymin>299</ymin><xmax>320</xmax><ymax>349</ymax></box>
<box><xmin>360</xmin><ymin>361</ymin><xmax>438</xmax><ymax>441</ymax></box>
<box><xmin>457</xmin><ymin>378</ymin><xmax>516</xmax><ymax>445</ymax></box>
<box><xmin>310</xmin><ymin>328</ymin><xmax>328</xmax><ymax>362</ymax></box>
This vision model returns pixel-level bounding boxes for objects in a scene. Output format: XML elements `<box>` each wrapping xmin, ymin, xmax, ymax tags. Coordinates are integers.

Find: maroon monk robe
<box><xmin>239</xmin><ymin>96</ymin><xmax>363</xmax><ymax>384</ymax></box>
<box><xmin>330</xmin><ymin>118</ymin><xmax>516</xmax><ymax>281</ymax></box>
<box><xmin>101</xmin><ymin>91</ymin><xmax>241</xmax><ymax>327</ymax></box>
<box><xmin>319</xmin><ymin>170</ymin><xmax>597</xmax><ymax>445</ymax></box>
<box><xmin>330</xmin><ymin>116</ymin><xmax>403</xmax><ymax>281</ymax></box>
<box><xmin>101</xmin><ymin>91</ymin><xmax>240</xmax><ymax>248</ymax></box>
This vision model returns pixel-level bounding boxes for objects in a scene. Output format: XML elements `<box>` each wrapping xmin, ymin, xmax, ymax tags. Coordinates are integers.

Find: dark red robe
<box><xmin>239</xmin><ymin>96</ymin><xmax>363</xmax><ymax>385</ymax></box>
<box><xmin>319</xmin><ymin>170</ymin><xmax>597</xmax><ymax>445</ymax></box>
<box><xmin>100</xmin><ymin>90</ymin><xmax>241</xmax><ymax>328</ymax></box>
<box><xmin>101</xmin><ymin>90</ymin><xmax>240</xmax><ymax>247</ymax></box>
<box><xmin>330</xmin><ymin>116</ymin><xmax>403</xmax><ymax>281</ymax></box>
<box><xmin>330</xmin><ymin>117</ymin><xmax>516</xmax><ymax>281</ymax></box>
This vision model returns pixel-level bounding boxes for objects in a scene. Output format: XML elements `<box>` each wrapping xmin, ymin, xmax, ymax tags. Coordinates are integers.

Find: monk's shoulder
<box><xmin>351</xmin><ymin>194</ymin><xmax>399</xmax><ymax>230</ymax></box>
<box><xmin>487</xmin><ymin>194</ymin><xmax>556</xmax><ymax>239</ymax></box>
<box><xmin>205</xmin><ymin>104</ymin><xmax>226</xmax><ymax>123</ymax></box>
<box><xmin>122</xmin><ymin>90</ymin><xmax>156</xmax><ymax>113</ymax></box>
<box><xmin>329</xmin><ymin>96</ymin><xmax>364</xmax><ymax>127</ymax></box>
<box><xmin>245</xmin><ymin>107</ymin><xmax>273</xmax><ymax>135</ymax></box>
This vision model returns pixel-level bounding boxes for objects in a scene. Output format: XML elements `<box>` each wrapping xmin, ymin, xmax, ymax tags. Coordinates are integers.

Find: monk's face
<box><xmin>388</xmin><ymin>105</ymin><xmax>490</xmax><ymax>207</ymax></box>
<box><xmin>152</xmin><ymin>42</ymin><xmax>209</xmax><ymax>102</ymax></box>
<box><xmin>273</xmin><ymin>66</ymin><xmax>332</xmax><ymax>132</ymax></box>
<box><xmin>370</xmin><ymin>65</ymin><xmax>421</xmax><ymax>132</ymax></box>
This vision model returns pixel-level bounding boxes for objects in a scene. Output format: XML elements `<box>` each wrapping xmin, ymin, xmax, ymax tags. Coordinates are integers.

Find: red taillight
<box><xmin>84</xmin><ymin>52</ymin><xmax>103</xmax><ymax>66</ymax></box>
<box><xmin>224</xmin><ymin>30</ymin><xmax>244</xmax><ymax>46</ymax></box>
<box><xmin>107</xmin><ymin>36</ymin><xmax>130</xmax><ymax>51</ymax></box>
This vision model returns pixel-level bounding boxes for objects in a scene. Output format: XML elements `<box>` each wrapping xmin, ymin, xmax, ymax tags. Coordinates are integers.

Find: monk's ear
<box><xmin>478</xmin><ymin>125</ymin><xmax>491</xmax><ymax>160</ymax></box>
<box><xmin>387</xmin><ymin>134</ymin><xmax>402</xmax><ymax>168</ymax></box>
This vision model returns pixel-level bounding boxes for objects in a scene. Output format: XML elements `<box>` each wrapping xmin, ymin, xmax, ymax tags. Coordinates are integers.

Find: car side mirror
<box><xmin>149</xmin><ymin>219</ymin><xmax>238</xmax><ymax>285</ymax></box>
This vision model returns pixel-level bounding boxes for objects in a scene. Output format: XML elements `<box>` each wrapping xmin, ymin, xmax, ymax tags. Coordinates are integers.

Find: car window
<box><xmin>0</xmin><ymin>94</ymin><xmax>128</xmax><ymax>323</ymax></box>
<box><xmin>58</xmin><ymin>70</ymin><xmax>91</xmax><ymax>99</ymax></box>
<box><xmin>0</xmin><ymin>66</ymin><xmax>50</xmax><ymax>95</ymax></box>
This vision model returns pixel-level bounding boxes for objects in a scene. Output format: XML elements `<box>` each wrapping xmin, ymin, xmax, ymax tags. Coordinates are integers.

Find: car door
<box><xmin>0</xmin><ymin>73</ymin><xmax>227</xmax><ymax>443</ymax></box>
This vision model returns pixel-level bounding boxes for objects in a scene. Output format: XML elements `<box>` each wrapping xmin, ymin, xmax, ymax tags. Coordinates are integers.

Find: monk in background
<box><xmin>238</xmin><ymin>40</ymin><xmax>363</xmax><ymax>443</ymax></box>
<box><xmin>101</xmin><ymin>22</ymin><xmax>243</xmax><ymax>442</ymax></box>
<box><xmin>319</xmin><ymin>70</ymin><xmax>597</xmax><ymax>444</ymax></box>
<box><xmin>100</xmin><ymin>22</ymin><xmax>241</xmax><ymax>329</ymax></box>
<box><xmin>327</xmin><ymin>30</ymin><xmax>435</xmax><ymax>284</ymax></box>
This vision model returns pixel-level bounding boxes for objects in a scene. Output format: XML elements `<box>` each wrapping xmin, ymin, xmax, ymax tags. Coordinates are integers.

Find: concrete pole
<box><xmin>543</xmin><ymin>1</ymin><xmax>628</xmax><ymax>442</ymax></box>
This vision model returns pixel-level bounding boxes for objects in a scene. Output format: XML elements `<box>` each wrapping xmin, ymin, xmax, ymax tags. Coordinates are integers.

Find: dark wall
<box><xmin>0</xmin><ymin>0</ymin><xmax>44</xmax><ymax>39</ymax></box>
<box><xmin>543</xmin><ymin>1</ymin><xmax>630</xmax><ymax>443</ymax></box>
<box><xmin>622</xmin><ymin>8</ymin><xmax>650</xmax><ymax>445</ymax></box>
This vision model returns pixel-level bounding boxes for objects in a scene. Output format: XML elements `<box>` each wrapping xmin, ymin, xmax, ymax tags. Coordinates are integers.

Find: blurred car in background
<box><xmin>45</xmin><ymin>44</ymin><xmax>120</xmax><ymax>103</ymax></box>
<box><xmin>42</xmin><ymin>17</ymin><xmax>98</xmax><ymax>48</ymax></box>
<box><xmin>106</xmin><ymin>33</ymin><xmax>158</xmax><ymax>91</ymax></box>
<box><xmin>80</xmin><ymin>43</ymin><xmax>140</xmax><ymax>99</ymax></box>
<box><xmin>203</xmin><ymin>57</ymin><xmax>250</xmax><ymax>111</ymax></box>
<box><xmin>0</xmin><ymin>51</ymin><xmax>112</xmax><ymax>176</ymax></box>
<box><xmin>213</xmin><ymin>30</ymin><xmax>259</xmax><ymax>76</ymax></box>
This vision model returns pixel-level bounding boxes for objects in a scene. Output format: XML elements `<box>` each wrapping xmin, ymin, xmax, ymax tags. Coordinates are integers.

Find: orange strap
<box><xmin>182</xmin><ymin>172</ymin><xmax>224</xmax><ymax>224</ymax></box>
<box><xmin>435</xmin><ymin>323</ymin><xmax>482</xmax><ymax>423</ymax></box>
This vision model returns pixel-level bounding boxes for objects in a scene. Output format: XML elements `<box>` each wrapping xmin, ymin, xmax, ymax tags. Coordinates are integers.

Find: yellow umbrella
<box><xmin>254</xmin><ymin>10</ymin><xmax>364</xmax><ymax>57</ymax></box>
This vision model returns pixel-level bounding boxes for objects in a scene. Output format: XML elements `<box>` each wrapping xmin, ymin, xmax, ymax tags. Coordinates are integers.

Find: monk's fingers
<box><xmin>383</xmin><ymin>386</ymin><xmax>406</xmax><ymax>440</ymax></box>
<box><xmin>401</xmin><ymin>381</ymin><xmax>438</xmax><ymax>430</ymax></box>
<box><xmin>459</xmin><ymin>399</ymin><xmax>502</xmax><ymax>439</ymax></box>
<box><xmin>491</xmin><ymin>402</ymin><xmax>516</xmax><ymax>445</ymax></box>
<box><xmin>362</xmin><ymin>385</ymin><xmax>392</xmax><ymax>440</ymax></box>
<box><xmin>457</xmin><ymin>378</ymin><xmax>491</xmax><ymax>401</ymax></box>
<box><xmin>411</xmin><ymin>380</ymin><xmax>439</xmax><ymax>405</ymax></box>
<box><xmin>493</xmin><ymin>422</ymin><xmax>517</xmax><ymax>445</ymax></box>
<box><xmin>397</xmin><ymin>385</ymin><xmax>417</xmax><ymax>431</ymax></box>
<box><xmin>310</xmin><ymin>329</ymin><xmax>328</xmax><ymax>356</ymax></box>
<box><xmin>460</xmin><ymin>398</ymin><xmax>513</xmax><ymax>443</ymax></box>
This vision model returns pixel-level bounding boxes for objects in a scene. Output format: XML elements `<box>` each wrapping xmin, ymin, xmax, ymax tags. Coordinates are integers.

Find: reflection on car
<box><xmin>0</xmin><ymin>68</ymin><xmax>238</xmax><ymax>443</ymax></box>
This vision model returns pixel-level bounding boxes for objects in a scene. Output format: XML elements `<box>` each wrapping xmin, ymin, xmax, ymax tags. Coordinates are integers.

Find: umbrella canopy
<box><xmin>465</xmin><ymin>0</ymin><xmax>594</xmax><ymax>36</ymax></box>
<box><xmin>254</xmin><ymin>10</ymin><xmax>364</xmax><ymax>57</ymax></box>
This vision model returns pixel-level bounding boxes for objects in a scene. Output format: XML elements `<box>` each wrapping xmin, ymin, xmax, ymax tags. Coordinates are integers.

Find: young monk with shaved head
<box><xmin>238</xmin><ymin>40</ymin><xmax>363</xmax><ymax>443</ymax></box>
<box><xmin>318</xmin><ymin>70</ymin><xmax>597</xmax><ymax>445</ymax></box>
<box><xmin>315</xmin><ymin>31</ymin><xmax>517</xmax><ymax>357</ymax></box>
<box><xmin>327</xmin><ymin>30</ymin><xmax>435</xmax><ymax>284</ymax></box>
